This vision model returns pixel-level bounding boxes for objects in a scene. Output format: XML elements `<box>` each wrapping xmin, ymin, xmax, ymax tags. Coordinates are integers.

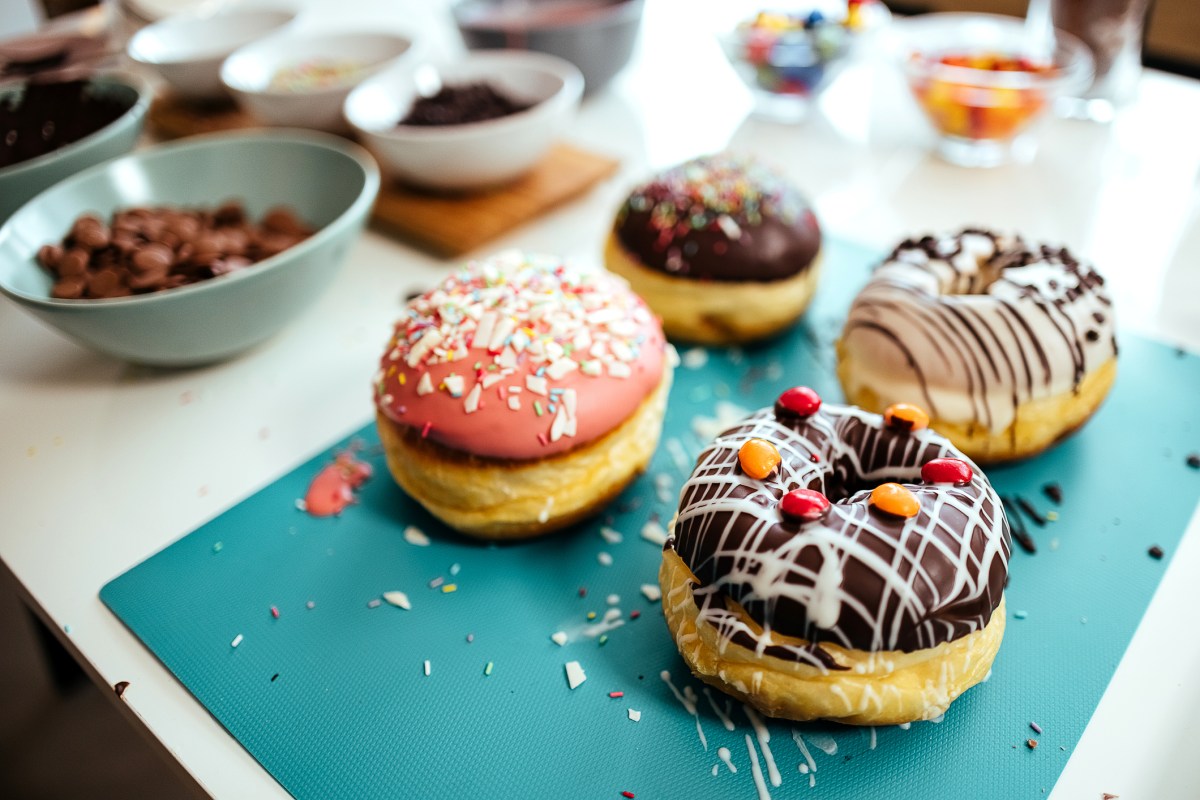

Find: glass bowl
<box><xmin>718</xmin><ymin>1</ymin><xmax>890</xmax><ymax>122</ymax></box>
<box><xmin>891</xmin><ymin>13</ymin><xmax>1092</xmax><ymax>167</ymax></box>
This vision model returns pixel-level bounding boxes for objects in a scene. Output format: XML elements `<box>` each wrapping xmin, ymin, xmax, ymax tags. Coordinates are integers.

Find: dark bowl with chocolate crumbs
<box><xmin>0</xmin><ymin>72</ymin><xmax>151</xmax><ymax>223</ymax></box>
<box><xmin>0</xmin><ymin>129</ymin><xmax>380</xmax><ymax>366</ymax></box>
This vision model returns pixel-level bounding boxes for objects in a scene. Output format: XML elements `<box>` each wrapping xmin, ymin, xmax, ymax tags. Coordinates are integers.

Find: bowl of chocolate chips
<box><xmin>0</xmin><ymin>72</ymin><xmax>151</xmax><ymax>223</ymax></box>
<box><xmin>344</xmin><ymin>49</ymin><xmax>583</xmax><ymax>191</ymax></box>
<box><xmin>0</xmin><ymin>129</ymin><xmax>379</xmax><ymax>366</ymax></box>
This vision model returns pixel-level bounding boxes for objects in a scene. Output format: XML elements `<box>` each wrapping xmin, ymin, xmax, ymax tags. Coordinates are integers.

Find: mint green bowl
<box><xmin>0</xmin><ymin>130</ymin><xmax>380</xmax><ymax>366</ymax></box>
<box><xmin>0</xmin><ymin>72</ymin><xmax>151</xmax><ymax>223</ymax></box>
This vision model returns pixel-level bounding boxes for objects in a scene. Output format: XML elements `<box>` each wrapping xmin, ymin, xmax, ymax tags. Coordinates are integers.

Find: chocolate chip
<box><xmin>1187</xmin><ymin>453</ymin><xmax>1200</xmax><ymax>470</ymax></box>
<box><xmin>50</xmin><ymin>275</ymin><xmax>86</xmax><ymax>298</ymax></box>
<box><xmin>72</xmin><ymin>218</ymin><xmax>110</xmax><ymax>250</ymax></box>
<box><xmin>1148</xmin><ymin>545</ymin><xmax>1164</xmax><ymax>560</ymax></box>
<box><xmin>131</xmin><ymin>243</ymin><xmax>173</xmax><ymax>273</ymax></box>
<box><xmin>37</xmin><ymin>243</ymin><xmax>63</xmax><ymax>269</ymax></box>
<box><xmin>87</xmin><ymin>267</ymin><xmax>124</xmax><ymax>297</ymax></box>
<box><xmin>58</xmin><ymin>247</ymin><xmax>89</xmax><ymax>277</ymax></box>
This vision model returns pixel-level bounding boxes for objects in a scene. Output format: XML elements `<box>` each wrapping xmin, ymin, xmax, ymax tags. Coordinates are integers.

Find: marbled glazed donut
<box><xmin>661</xmin><ymin>388</ymin><xmax>1010</xmax><ymax>725</ymax></box>
<box><xmin>374</xmin><ymin>252</ymin><xmax>673</xmax><ymax>539</ymax></box>
<box><xmin>604</xmin><ymin>153</ymin><xmax>822</xmax><ymax>344</ymax></box>
<box><xmin>838</xmin><ymin>229</ymin><xmax>1118</xmax><ymax>463</ymax></box>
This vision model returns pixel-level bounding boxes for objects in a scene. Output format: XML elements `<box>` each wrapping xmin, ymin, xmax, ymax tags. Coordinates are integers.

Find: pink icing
<box><xmin>373</xmin><ymin>253</ymin><xmax>667</xmax><ymax>461</ymax></box>
<box><xmin>304</xmin><ymin>451</ymin><xmax>373</xmax><ymax>517</ymax></box>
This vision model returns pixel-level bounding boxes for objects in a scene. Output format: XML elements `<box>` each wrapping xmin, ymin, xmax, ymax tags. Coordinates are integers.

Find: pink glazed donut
<box><xmin>373</xmin><ymin>251</ymin><xmax>674</xmax><ymax>539</ymax></box>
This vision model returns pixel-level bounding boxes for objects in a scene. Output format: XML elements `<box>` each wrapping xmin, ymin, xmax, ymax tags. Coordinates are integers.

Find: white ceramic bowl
<box><xmin>126</xmin><ymin>7</ymin><xmax>297</xmax><ymax>100</ymax></box>
<box><xmin>221</xmin><ymin>31</ymin><xmax>417</xmax><ymax>133</ymax></box>
<box><xmin>344</xmin><ymin>50</ymin><xmax>583</xmax><ymax>191</ymax></box>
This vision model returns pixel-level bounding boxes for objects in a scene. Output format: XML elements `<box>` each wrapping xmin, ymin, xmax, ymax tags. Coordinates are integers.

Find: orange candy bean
<box><xmin>883</xmin><ymin>403</ymin><xmax>930</xmax><ymax>432</ymax></box>
<box><xmin>738</xmin><ymin>438</ymin><xmax>781</xmax><ymax>480</ymax></box>
<box><xmin>870</xmin><ymin>483</ymin><xmax>921</xmax><ymax>518</ymax></box>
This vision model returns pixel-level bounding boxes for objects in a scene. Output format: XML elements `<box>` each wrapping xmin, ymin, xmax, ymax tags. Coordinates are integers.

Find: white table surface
<box><xmin>3</xmin><ymin>1</ymin><xmax>1199</xmax><ymax>797</ymax></box>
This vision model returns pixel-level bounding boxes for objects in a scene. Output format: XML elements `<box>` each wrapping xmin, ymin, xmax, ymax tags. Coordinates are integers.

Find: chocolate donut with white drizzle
<box><xmin>660</xmin><ymin>388</ymin><xmax>1011</xmax><ymax>724</ymax></box>
<box><xmin>838</xmin><ymin>229</ymin><xmax>1117</xmax><ymax>463</ymax></box>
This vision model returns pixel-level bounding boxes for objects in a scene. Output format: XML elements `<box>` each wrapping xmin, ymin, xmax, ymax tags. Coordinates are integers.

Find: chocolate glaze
<box><xmin>613</xmin><ymin>154</ymin><xmax>820</xmax><ymax>283</ymax></box>
<box><xmin>669</xmin><ymin>403</ymin><xmax>1010</xmax><ymax>666</ymax></box>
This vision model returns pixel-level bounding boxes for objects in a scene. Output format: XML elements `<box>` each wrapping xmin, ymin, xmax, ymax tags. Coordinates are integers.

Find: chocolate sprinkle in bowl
<box><xmin>0</xmin><ymin>72</ymin><xmax>150</xmax><ymax>223</ymax></box>
<box><xmin>0</xmin><ymin>130</ymin><xmax>379</xmax><ymax>366</ymax></box>
<box><xmin>344</xmin><ymin>50</ymin><xmax>582</xmax><ymax>192</ymax></box>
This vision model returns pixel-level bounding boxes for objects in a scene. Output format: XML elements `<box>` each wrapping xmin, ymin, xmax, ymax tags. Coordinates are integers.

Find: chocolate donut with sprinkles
<box><xmin>660</xmin><ymin>387</ymin><xmax>1010</xmax><ymax>725</ymax></box>
<box><xmin>604</xmin><ymin>153</ymin><xmax>822</xmax><ymax>344</ymax></box>
<box><xmin>374</xmin><ymin>251</ymin><xmax>673</xmax><ymax>539</ymax></box>
<box><xmin>838</xmin><ymin>228</ymin><xmax>1118</xmax><ymax>463</ymax></box>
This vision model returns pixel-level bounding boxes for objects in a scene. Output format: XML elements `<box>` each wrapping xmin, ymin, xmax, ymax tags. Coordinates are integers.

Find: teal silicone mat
<box><xmin>102</xmin><ymin>238</ymin><xmax>1200</xmax><ymax>799</ymax></box>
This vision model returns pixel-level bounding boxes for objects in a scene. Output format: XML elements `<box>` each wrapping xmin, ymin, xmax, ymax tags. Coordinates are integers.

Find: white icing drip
<box><xmin>674</xmin><ymin>404</ymin><xmax>1009</xmax><ymax>663</ymax></box>
<box><xmin>718</xmin><ymin>745</ymin><xmax>738</xmax><ymax>773</ymax></box>
<box><xmin>842</xmin><ymin>231</ymin><xmax>1115</xmax><ymax>433</ymax></box>
<box><xmin>804</xmin><ymin>732</ymin><xmax>838</xmax><ymax>756</ymax></box>
<box><xmin>743</xmin><ymin>706</ymin><xmax>782</xmax><ymax>787</ymax></box>
<box><xmin>661</xmin><ymin>670</ymin><xmax>707</xmax><ymax>751</ymax></box>
<box><xmin>791</xmin><ymin>729</ymin><xmax>818</xmax><ymax>788</ymax></box>
<box><xmin>703</xmin><ymin>687</ymin><xmax>736</xmax><ymax>731</ymax></box>
<box><xmin>745</xmin><ymin>734</ymin><xmax>771</xmax><ymax>800</ymax></box>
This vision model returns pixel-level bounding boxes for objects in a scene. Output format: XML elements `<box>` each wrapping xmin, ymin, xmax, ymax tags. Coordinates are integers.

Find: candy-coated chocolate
<box><xmin>775</xmin><ymin>386</ymin><xmax>821</xmax><ymax>419</ymax></box>
<box><xmin>921</xmin><ymin>458</ymin><xmax>973</xmax><ymax>485</ymax></box>
<box><xmin>883</xmin><ymin>403</ymin><xmax>929</xmax><ymax>432</ymax></box>
<box><xmin>869</xmin><ymin>482</ymin><xmax>920</xmax><ymax>518</ymax></box>
<box><xmin>738</xmin><ymin>438</ymin><xmax>781</xmax><ymax>479</ymax></box>
<box><xmin>779</xmin><ymin>488</ymin><xmax>831</xmax><ymax>522</ymax></box>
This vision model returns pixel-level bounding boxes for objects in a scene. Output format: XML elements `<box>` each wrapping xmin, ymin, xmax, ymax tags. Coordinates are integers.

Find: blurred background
<box><xmin>1</xmin><ymin>0</ymin><xmax>1198</xmax><ymax>797</ymax></box>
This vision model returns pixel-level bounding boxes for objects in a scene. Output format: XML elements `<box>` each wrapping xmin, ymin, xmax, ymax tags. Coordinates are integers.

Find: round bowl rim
<box><xmin>219</xmin><ymin>30</ymin><xmax>417</xmax><ymax>100</ymax></box>
<box><xmin>345</xmin><ymin>49</ymin><xmax>583</xmax><ymax>142</ymax></box>
<box><xmin>451</xmin><ymin>0</ymin><xmax>645</xmax><ymax>32</ymax></box>
<box><xmin>125</xmin><ymin>6</ymin><xmax>298</xmax><ymax>67</ymax></box>
<box><xmin>0</xmin><ymin>71</ymin><xmax>152</xmax><ymax>182</ymax></box>
<box><xmin>889</xmin><ymin>12</ymin><xmax>1093</xmax><ymax>91</ymax></box>
<box><xmin>0</xmin><ymin>128</ymin><xmax>381</xmax><ymax>310</ymax></box>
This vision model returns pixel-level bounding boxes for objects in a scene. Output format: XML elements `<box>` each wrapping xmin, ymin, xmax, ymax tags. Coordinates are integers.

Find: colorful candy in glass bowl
<box><xmin>718</xmin><ymin>1</ymin><xmax>889</xmax><ymax>122</ymax></box>
<box><xmin>891</xmin><ymin>13</ymin><xmax>1092</xmax><ymax>167</ymax></box>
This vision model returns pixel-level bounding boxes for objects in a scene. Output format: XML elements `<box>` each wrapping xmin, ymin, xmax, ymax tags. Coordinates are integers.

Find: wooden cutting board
<box><xmin>148</xmin><ymin>93</ymin><xmax>620</xmax><ymax>258</ymax></box>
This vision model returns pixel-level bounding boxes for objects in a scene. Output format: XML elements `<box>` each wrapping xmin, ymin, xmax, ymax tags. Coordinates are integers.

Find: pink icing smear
<box><xmin>373</xmin><ymin>252</ymin><xmax>667</xmax><ymax>461</ymax></box>
<box><xmin>303</xmin><ymin>450</ymin><xmax>373</xmax><ymax>517</ymax></box>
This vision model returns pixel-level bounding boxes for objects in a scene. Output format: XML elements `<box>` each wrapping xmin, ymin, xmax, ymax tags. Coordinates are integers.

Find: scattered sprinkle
<box><xmin>551</xmin><ymin>631</ymin><xmax>569</xmax><ymax>646</ymax></box>
<box><xmin>630</xmin><ymin>610</ymin><xmax>641</xmax><ymax>620</ymax></box>
<box><xmin>113</xmin><ymin>681</ymin><xmax>130</xmax><ymax>698</ymax></box>
<box><xmin>367</xmin><ymin>598</ymin><xmax>382</xmax><ymax>609</ymax></box>
<box><xmin>640</xmin><ymin>584</ymin><xmax>662</xmax><ymax>602</ymax></box>
<box><xmin>640</xmin><ymin>520</ymin><xmax>668</xmax><ymax>546</ymax></box>
<box><xmin>1042</xmin><ymin>482</ymin><xmax>1063</xmax><ymax>504</ymax></box>
<box><xmin>621</xmin><ymin>792</ymin><xmax>635</xmax><ymax>799</ymax></box>
<box><xmin>270</xmin><ymin>673</ymin><xmax>279</xmax><ymax>682</ymax></box>
<box><xmin>609</xmin><ymin>691</ymin><xmax>624</xmax><ymax>698</ymax></box>
<box><xmin>628</xmin><ymin>708</ymin><xmax>642</xmax><ymax>722</ymax></box>
<box><xmin>1030</xmin><ymin>722</ymin><xmax>1043</xmax><ymax>734</ymax></box>
<box><xmin>578</xmin><ymin>587</ymin><xmax>587</xmax><ymax>598</ymax></box>
<box><xmin>599</xmin><ymin>635</ymin><xmax>609</xmax><ymax>646</ymax></box>
<box><xmin>270</xmin><ymin>606</ymin><xmax>280</xmax><ymax>619</ymax></box>
<box><xmin>1014</xmin><ymin>610</ymin><xmax>1028</xmax><ymax>620</ymax></box>
<box><xmin>231</xmin><ymin>634</ymin><xmax>244</xmax><ymax>648</ymax></box>
<box><xmin>1025</xmin><ymin>739</ymin><xmax>1038</xmax><ymax>750</ymax></box>
<box><xmin>565</xmin><ymin>660</ymin><xmax>587</xmax><ymax>689</ymax></box>
<box><xmin>429</xmin><ymin>576</ymin><xmax>445</xmax><ymax>589</ymax></box>
<box><xmin>404</xmin><ymin>526</ymin><xmax>431</xmax><ymax>546</ymax></box>
<box><xmin>306</xmin><ymin>601</ymin><xmax>315</xmax><ymax>610</ymax></box>
<box><xmin>449</xmin><ymin>563</ymin><xmax>461</xmax><ymax>576</ymax></box>
<box><xmin>1046</xmin><ymin>511</ymin><xmax>1059</xmax><ymax>521</ymax></box>
<box><xmin>466</xmin><ymin>633</ymin><xmax>474</xmax><ymax>643</ymax></box>
<box><xmin>212</xmin><ymin>542</ymin><xmax>223</xmax><ymax>553</ymax></box>
<box><xmin>587</xmin><ymin>611</ymin><xmax>597</xmax><ymax>620</ymax></box>
<box><xmin>484</xmin><ymin>661</ymin><xmax>494</xmax><ymax>676</ymax></box>
<box><xmin>1148</xmin><ymin>545</ymin><xmax>1164</xmax><ymax>560</ymax></box>
<box><xmin>383</xmin><ymin>591</ymin><xmax>412</xmax><ymax>610</ymax></box>
<box><xmin>599</xmin><ymin>526</ymin><xmax>623</xmax><ymax>544</ymax></box>
<box><xmin>424</xmin><ymin>660</ymin><xmax>431</xmax><ymax>676</ymax></box>
<box><xmin>597</xmin><ymin>552</ymin><xmax>613</xmax><ymax>566</ymax></box>
<box><xmin>442</xmin><ymin>584</ymin><xmax>458</xmax><ymax>594</ymax></box>
<box><xmin>63</xmin><ymin>624</ymin><xmax>71</xmax><ymax>634</ymax></box>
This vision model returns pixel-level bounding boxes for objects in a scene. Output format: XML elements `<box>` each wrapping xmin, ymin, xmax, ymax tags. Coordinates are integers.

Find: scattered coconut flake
<box><xmin>463</xmin><ymin>383</ymin><xmax>482</xmax><ymax>414</ymax></box>
<box><xmin>443</xmin><ymin>374</ymin><xmax>465</xmax><ymax>397</ymax></box>
<box><xmin>423</xmin><ymin>660</ymin><xmax>431</xmax><ymax>676</ymax></box>
<box><xmin>641</xmin><ymin>520</ymin><xmax>668</xmax><ymax>546</ymax></box>
<box><xmin>606</xmin><ymin>594</ymin><xmax>620</xmax><ymax>605</ymax></box>
<box><xmin>628</xmin><ymin>709</ymin><xmax>642</xmax><ymax>722</ymax></box>
<box><xmin>681</xmin><ymin>348</ymin><xmax>709</xmax><ymax>369</ymax></box>
<box><xmin>416</xmin><ymin>372</ymin><xmax>434</xmax><ymax>396</ymax></box>
<box><xmin>551</xmin><ymin>631</ymin><xmax>569</xmax><ymax>646</ymax></box>
<box><xmin>654</xmin><ymin>473</ymin><xmax>674</xmax><ymax>503</ymax></box>
<box><xmin>641</xmin><ymin>584</ymin><xmax>662</xmax><ymax>602</ymax></box>
<box><xmin>450</xmin><ymin>563</ymin><xmax>461</xmax><ymax>576</ymax></box>
<box><xmin>383</xmin><ymin>591</ymin><xmax>411</xmax><ymax>610</ymax></box>
<box><xmin>525</xmin><ymin>374</ymin><xmax>549</xmax><ymax>396</ymax></box>
<box><xmin>565</xmin><ymin>661</ymin><xmax>587</xmax><ymax>690</ymax></box>
<box><xmin>597</xmin><ymin>552</ymin><xmax>614</xmax><ymax>567</ymax></box>
<box><xmin>404</xmin><ymin>526</ymin><xmax>431</xmax><ymax>546</ymax></box>
<box><xmin>599</xmin><ymin>526</ymin><xmax>623</xmax><ymax>544</ymax></box>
